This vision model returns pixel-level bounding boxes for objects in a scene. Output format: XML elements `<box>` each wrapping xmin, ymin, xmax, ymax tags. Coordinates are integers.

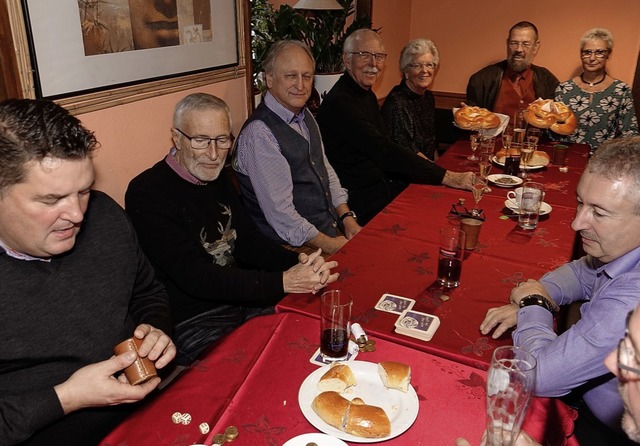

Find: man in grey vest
<box><xmin>234</xmin><ymin>40</ymin><xmax>361</xmax><ymax>255</ymax></box>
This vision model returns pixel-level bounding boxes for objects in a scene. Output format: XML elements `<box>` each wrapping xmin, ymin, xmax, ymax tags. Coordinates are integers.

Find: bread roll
<box><xmin>378</xmin><ymin>361</ymin><xmax>411</xmax><ymax>392</ymax></box>
<box><xmin>344</xmin><ymin>403</ymin><xmax>391</xmax><ymax>438</ymax></box>
<box><xmin>311</xmin><ymin>392</ymin><xmax>392</xmax><ymax>438</ymax></box>
<box><xmin>317</xmin><ymin>363</ymin><xmax>356</xmax><ymax>393</ymax></box>
<box><xmin>311</xmin><ymin>391</ymin><xmax>350</xmax><ymax>431</ymax></box>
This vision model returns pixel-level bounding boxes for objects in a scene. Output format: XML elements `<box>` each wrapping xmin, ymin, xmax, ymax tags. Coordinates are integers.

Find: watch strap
<box><xmin>339</xmin><ymin>211</ymin><xmax>356</xmax><ymax>222</ymax></box>
<box><xmin>519</xmin><ymin>294</ymin><xmax>557</xmax><ymax>313</ymax></box>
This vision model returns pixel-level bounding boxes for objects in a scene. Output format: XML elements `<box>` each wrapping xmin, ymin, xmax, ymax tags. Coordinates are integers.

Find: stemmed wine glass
<box><xmin>468</xmin><ymin>128</ymin><xmax>482</xmax><ymax>161</ymax></box>
<box><xmin>478</xmin><ymin>136</ymin><xmax>495</xmax><ymax>180</ymax></box>
<box><xmin>519</xmin><ymin>127</ymin><xmax>540</xmax><ymax>179</ymax></box>
<box><xmin>471</xmin><ymin>172</ymin><xmax>488</xmax><ymax>216</ymax></box>
<box><xmin>502</xmin><ymin>125</ymin><xmax>514</xmax><ymax>150</ymax></box>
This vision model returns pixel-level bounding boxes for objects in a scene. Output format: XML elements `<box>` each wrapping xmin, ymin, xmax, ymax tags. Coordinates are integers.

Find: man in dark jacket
<box><xmin>466</xmin><ymin>21</ymin><xmax>559</xmax><ymax>121</ymax></box>
<box><xmin>317</xmin><ymin>29</ymin><xmax>472</xmax><ymax>224</ymax></box>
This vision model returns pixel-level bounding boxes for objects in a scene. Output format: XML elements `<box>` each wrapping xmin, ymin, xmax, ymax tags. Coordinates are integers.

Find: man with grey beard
<box><xmin>466</xmin><ymin>21</ymin><xmax>559</xmax><ymax>121</ymax></box>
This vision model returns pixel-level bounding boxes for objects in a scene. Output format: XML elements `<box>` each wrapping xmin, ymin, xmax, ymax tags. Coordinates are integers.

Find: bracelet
<box><xmin>339</xmin><ymin>211</ymin><xmax>357</xmax><ymax>222</ymax></box>
<box><xmin>519</xmin><ymin>294</ymin><xmax>557</xmax><ymax>313</ymax></box>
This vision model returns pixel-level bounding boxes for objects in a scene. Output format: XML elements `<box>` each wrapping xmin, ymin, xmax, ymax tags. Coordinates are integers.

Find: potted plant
<box><xmin>250</xmin><ymin>0</ymin><xmax>371</xmax><ymax>99</ymax></box>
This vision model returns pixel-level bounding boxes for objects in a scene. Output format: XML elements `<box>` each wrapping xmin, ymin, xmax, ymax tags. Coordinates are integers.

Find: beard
<box><xmin>507</xmin><ymin>53</ymin><xmax>530</xmax><ymax>73</ymax></box>
<box><xmin>619</xmin><ymin>380</ymin><xmax>640</xmax><ymax>442</ymax></box>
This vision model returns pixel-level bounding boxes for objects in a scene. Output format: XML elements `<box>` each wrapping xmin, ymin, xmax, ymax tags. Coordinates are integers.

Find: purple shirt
<box><xmin>234</xmin><ymin>92</ymin><xmax>347</xmax><ymax>246</ymax></box>
<box><xmin>513</xmin><ymin>246</ymin><xmax>640</xmax><ymax>430</ymax></box>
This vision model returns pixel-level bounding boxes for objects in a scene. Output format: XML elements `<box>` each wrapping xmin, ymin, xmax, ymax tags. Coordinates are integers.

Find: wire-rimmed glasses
<box><xmin>175</xmin><ymin>128</ymin><xmax>232</xmax><ymax>150</ymax></box>
<box><xmin>618</xmin><ymin>310</ymin><xmax>640</xmax><ymax>381</ymax></box>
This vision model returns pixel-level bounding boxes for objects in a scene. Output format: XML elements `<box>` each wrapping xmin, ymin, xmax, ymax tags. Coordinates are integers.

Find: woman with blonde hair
<box><xmin>554</xmin><ymin>28</ymin><xmax>638</xmax><ymax>152</ymax></box>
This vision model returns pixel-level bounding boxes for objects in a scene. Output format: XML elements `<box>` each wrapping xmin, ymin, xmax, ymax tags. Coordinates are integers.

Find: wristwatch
<box><xmin>339</xmin><ymin>211</ymin><xmax>357</xmax><ymax>222</ymax></box>
<box><xmin>519</xmin><ymin>294</ymin><xmax>557</xmax><ymax>313</ymax></box>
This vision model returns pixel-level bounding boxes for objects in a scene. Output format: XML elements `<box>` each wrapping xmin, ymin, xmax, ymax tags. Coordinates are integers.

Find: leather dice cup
<box><xmin>113</xmin><ymin>337</ymin><xmax>158</xmax><ymax>385</ymax></box>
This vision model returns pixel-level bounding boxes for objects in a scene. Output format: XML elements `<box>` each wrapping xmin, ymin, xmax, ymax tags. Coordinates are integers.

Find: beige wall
<box><xmin>79</xmin><ymin>78</ymin><xmax>247</xmax><ymax>206</ymax></box>
<box><xmin>373</xmin><ymin>0</ymin><xmax>640</xmax><ymax>97</ymax></box>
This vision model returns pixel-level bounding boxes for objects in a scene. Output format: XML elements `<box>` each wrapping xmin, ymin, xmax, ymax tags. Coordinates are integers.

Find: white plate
<box><xmin>283</xmin><ymin>433</ymin><xmax>348</xmax><ymax>446</ymax></box>
<box><xmin>487</xmin><ymin>174</ymin><xmax>523</xmax><ymax>188</ymax></box>
<box><xmin>298</xmin><ymin>361</ymin><xmax>419</xmax><ymax>443</ymax></box>
<box><xmin>504</xmin><ymin>200</ymin><xmax>553</xmax><ymax>216</ymax></box>
<box><xmin>492</xmin><ymin>153</ymin><xmax>549</xmax><ymax>170</ymax></box>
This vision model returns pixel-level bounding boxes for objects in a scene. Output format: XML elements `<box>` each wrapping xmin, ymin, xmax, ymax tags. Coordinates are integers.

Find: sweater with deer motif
<box><xmin>125</xmin><ymin>158</ymin><xmax>298</xmax><ymax>325</ymax></box>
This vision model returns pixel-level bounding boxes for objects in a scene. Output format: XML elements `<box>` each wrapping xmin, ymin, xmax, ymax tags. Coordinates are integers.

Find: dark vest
<box><xmin>235</xmin><ymin>102</ymin><xmax>339</xmax><ymax>244</ymax></box>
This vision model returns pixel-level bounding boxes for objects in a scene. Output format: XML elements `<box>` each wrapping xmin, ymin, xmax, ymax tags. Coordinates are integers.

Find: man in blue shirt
<box><xmin>481</xmin><ymin>136</ymin><xmax>640</xmax><ymax>445</ymax></box>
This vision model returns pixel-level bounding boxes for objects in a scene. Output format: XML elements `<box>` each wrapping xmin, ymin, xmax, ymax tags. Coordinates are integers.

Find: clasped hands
<box><xmin>284</xmin><ymin>248</ymin><xmax>339</xmax><ymax>294</ymax></box>
<box><xmin>54</xmin><ymin>324</ymin><xmax>176</xmax><ymax>414</ymax></box>
<box><xmin>480</xmin><ymin>279</ymin><xmax>552</xmax><ymax>339</ymax></box>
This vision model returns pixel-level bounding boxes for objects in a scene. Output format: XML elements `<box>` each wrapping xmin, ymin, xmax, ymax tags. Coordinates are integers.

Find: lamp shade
<box><xmin>292</xmin><ymin>0</ymin><xmax>344</xmax><ymax>10</ymax></box>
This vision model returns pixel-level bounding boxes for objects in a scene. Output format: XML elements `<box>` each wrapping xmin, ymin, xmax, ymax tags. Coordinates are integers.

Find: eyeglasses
<box><xmin>407</xmin><ymin>62</ymin><xmax>437</xmax><ymax>71</ymax></box>
<box><xmin>580</xmin><ymin>49</ymin><xmax>609</xmax><ymax>59</ymax></box>
<box><xmin>618</xmin><ymin>310</ymin><xmax>640</xmax><ymax>381</ymax></box>
<box><xmin>175</xmin><ymin>128</ymin><xmax>232</xmax><ymax>150</ymax></box>
<box><xmin>349</xmin><ymin>51</ymin><xmax>387</xmax><ymax>63</ymax></box>
<box><xmin>449</xmin><ymin>203</ymin><xmax>485</xmax><ymax>221</ymax></box>
<box><xmin>508</xmin><ymin>41</ymin><xmax>535</xmax><ymax>50</ymax></box>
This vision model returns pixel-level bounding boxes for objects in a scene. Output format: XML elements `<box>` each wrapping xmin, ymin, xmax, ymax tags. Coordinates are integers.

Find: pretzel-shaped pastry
<box><xmin>454</xmin><ymin>106</ymin><xmax>501</xmax><ymax>129</ymax></box>
<box><xmin>523</xmin><ymin>99</ymin><xmax>577</xmax><ymax>135</ymax></box>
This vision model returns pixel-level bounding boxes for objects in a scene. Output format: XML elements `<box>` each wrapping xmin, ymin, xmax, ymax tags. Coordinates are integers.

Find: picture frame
<box><xmin>21</xmin><ymin>0</ymin><xmax>240</xmax><ymax>103</ymax></box>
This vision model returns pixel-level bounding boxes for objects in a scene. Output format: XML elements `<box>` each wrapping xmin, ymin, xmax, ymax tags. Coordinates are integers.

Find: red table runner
<box><xmin>278</xmin><ymin>185</ymin><xmax>578</xmax><ymax>369</ymax></box>
<box><xmin>101</xmin><ymin>313</ymin><xmax>577</xmax><ymax>446</ymax></box>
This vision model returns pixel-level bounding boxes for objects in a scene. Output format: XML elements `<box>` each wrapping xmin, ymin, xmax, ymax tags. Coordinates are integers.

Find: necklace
<box><xmin>580</xmin><ymin>71</ymin><xmax>607</xmax><ymax>87</ymax></box>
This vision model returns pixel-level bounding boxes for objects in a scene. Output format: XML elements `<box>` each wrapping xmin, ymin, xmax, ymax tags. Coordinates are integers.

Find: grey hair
<box><xmin>508</xmin><ymin>21</ymin><xmax>539</xmax><ymax>41</ymax></box>
<box><xmin>580</xmin><ymin>28</ymin><xmax>614</xmax><ymax>51</ymax></box>
<box><xmin>263</xmin><ymin>40</ymin><xmax>315</xmax><ymax>75</ymax></box>
<box><xmin>343</xmin><ymin>29</ymin><xmax>383</xmax><ymax>54</ymax></box>
<box><xmin>399</xmin><ymin>38</ymin><xmax>439</xmax><ymax>74</ymax></box>
<box><xmin>588</xmin><ymin>137</ymin><xmax>640</xmax><ymax>214</ymax></box>
<box><xmin>173</xmin><ymin>93</ymin><xmax>232</xmax><ymax>130</ymax></box>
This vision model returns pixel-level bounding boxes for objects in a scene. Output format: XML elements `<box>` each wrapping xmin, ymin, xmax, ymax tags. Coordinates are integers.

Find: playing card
<box><xmin>375</xmin><ymin>293</ymin><xmax>416</xmax><ymax>314</ymax></box>
<box><xmin>394</xmin><ymin>309</ymin><xmax>441</xmax><ymax>341</ymax></box>
<box><xmin>309</xmin><ymin>343</ymin><xmax>359</xmax><ymax>366</ymax></box>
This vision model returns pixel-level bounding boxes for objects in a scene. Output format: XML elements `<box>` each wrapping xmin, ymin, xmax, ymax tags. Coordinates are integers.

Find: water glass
<box><xmin>320</xmin><ymin>290</ymin><xmax>352</xmax><ymax>362</ymax></box>
<box><xmin>518</xmin><ymin>182</ymin><xmax>544</xmax><ymax>230</ymax></box>
<box><xmin>486</xmin><ymin>346</ymin><xmax>537</xmax><ymax>446</ymax></box>
<box><xmin>437</xmin><ymin>226</ymin><xmax>466</xmax><ymax>288</ymax></box>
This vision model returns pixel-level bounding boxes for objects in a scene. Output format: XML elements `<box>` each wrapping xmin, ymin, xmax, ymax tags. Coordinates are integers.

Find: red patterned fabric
<box><xmin>102</xmin><ymin>313</ymin><xmax>576</xmax><ymax>445</ymax></box>
<box><xmin>279</xmin><ymin>184</ymin><xmax>580</xmax><ymax>369</ymax></box>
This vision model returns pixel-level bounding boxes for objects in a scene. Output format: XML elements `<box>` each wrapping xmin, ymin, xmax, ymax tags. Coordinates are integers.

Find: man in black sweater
<box><xmin>0</xmin><ymin>99</ymin><xmax>176</xmax><ymax>445</ymax></box>
<box><xmin>126</xmin><ymin>93</ymin><xmax>339</xmax><ymax>365</ymax></box>
<box><xmin>317</xmin><ymin>29</ymin><xmax>472</xmax><ymax>224</ymax></box>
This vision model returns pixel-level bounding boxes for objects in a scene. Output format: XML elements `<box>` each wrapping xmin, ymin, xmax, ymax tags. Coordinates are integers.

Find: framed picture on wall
<box><xmin>22</xmin><ymin>0</ymin><xmax>239</xmax><ymax>99</ymax></box>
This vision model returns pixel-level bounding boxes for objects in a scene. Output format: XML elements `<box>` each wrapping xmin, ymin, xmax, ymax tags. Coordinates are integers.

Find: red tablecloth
<box><xmin>101</xmin><ymin>313</ymin><xmax>577</xmax><ymax>446</ymax></box>
<box><xmin>437</xmin><ymin>140</ymin><xmax>590</xmax><ymax>208</ymax></box>
<box><xmin>278</xmin><ymin>185</ymin><xmax>578</xmax><ymax>369</ymax></box>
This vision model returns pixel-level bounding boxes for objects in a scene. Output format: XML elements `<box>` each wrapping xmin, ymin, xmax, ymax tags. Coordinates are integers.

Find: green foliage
<box><xmin>250</xmin><ymin>0</ymin><xmax>372</xmax><ymax>91</ymax></box>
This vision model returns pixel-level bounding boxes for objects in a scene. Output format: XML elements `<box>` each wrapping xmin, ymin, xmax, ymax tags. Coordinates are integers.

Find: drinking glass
<box><xmin>320</xmin><ymin>290</ymin><xmax>352</xmax><ymax>362</ymax></box>
<box><xmin>502</xmin><ymin>126</ymin><xmax>514</xmax><ymax>150</ymax></box>
<box><xmin>437</xmin><ymin>226</ymin><xmax>466</xmax><ymax>288</ymax></box>
<box><xmin>526</xmin><ymin>127</ymin><xmax>541</xmax><ymax>149</ymax></box>
<box><xmin>478</xmin><ymin>136</ymin><xmax>495</xmax><ymax>179</ymax></box>
<box><xmin>471</xmin><ymin>172</ymin><xmax>488</xmax><ymax>215</ymax></box>
<box><xmin>486</xmin><ymin>346</ymin><xmax>537</xmax><ymax>446</ymax></box>
<box><xmin>518</xmin><ymin>182</ymin><xmax>544</xmax><ymax>230</ymax></box>
<box><xmin>519</xmin><ymin>142</ymin><xmax>535</xmax><ymax>179</ymax></box>
<box><xmin>468</xmin><ymin>128</ymin><xmax>482</xmax><ymax>161</ymax></box>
